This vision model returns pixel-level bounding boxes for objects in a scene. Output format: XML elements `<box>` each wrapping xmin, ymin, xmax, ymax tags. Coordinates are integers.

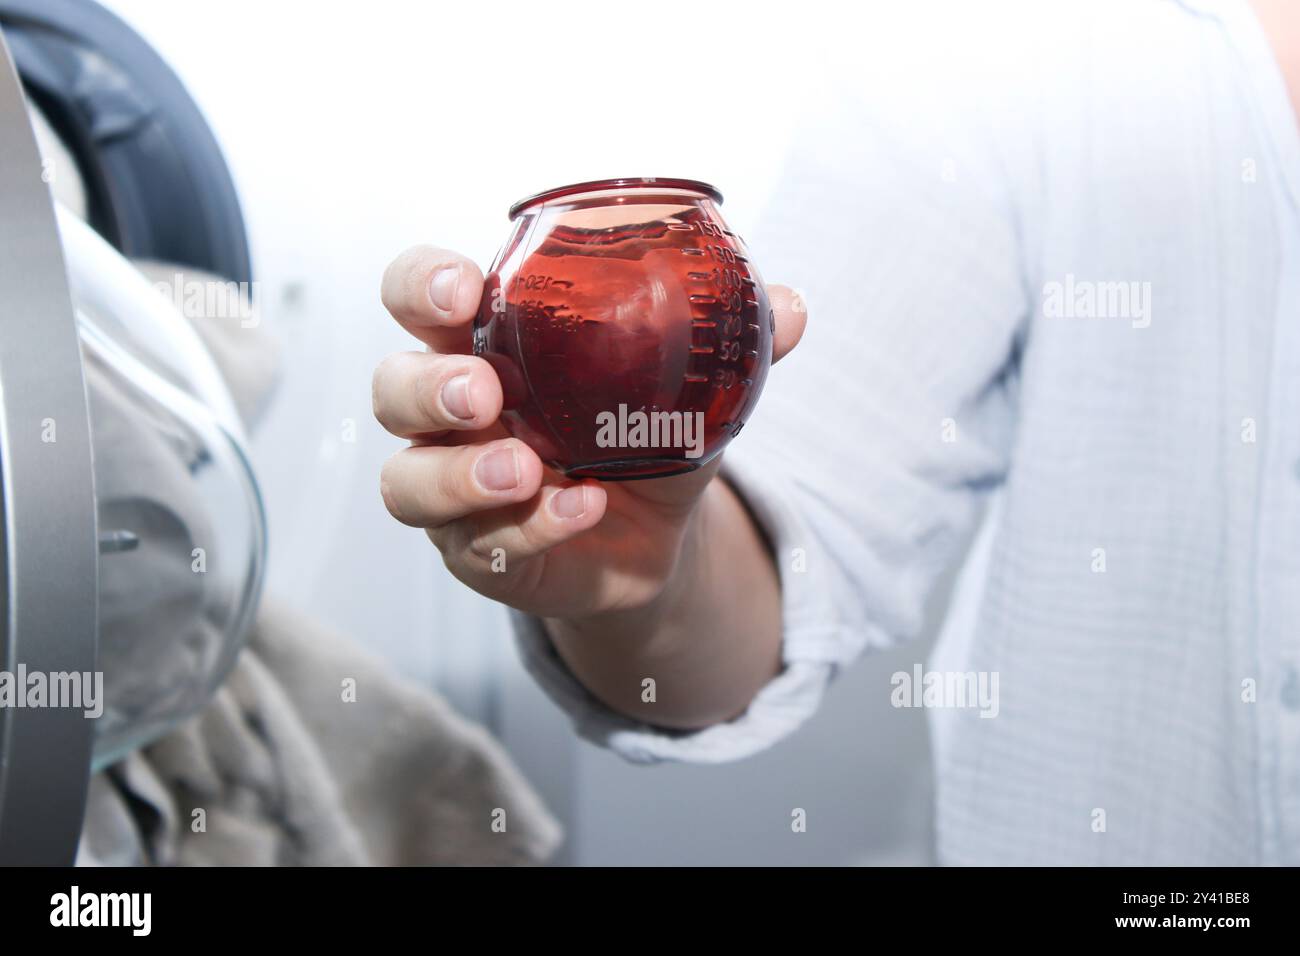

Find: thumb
<box><xmin>766</xmin><ymin>284</ymin><xmax>808</xmax><ymax>363</ymax></box>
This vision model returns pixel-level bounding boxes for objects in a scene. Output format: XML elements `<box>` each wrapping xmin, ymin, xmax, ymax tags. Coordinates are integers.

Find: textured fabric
<box><xmin>80</xmin><ymin>599</ymin><xmax>563</xmax><ymax>866</ymax></box>
<box><xmin>515</xmin><ymin>0</ymin><xmax>1300</xmax><ymax>864</ymax></box>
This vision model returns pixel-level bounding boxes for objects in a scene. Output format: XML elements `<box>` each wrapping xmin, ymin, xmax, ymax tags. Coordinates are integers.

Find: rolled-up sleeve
<box><xmin>511</xmin><ymin>442</ymin><xmax>871</xmax><ymax>764</ymax></box>
<box><xmin>512</xmin><ymin>65</ymin><xmax>1030</xmax><ymax>764</ymax></box>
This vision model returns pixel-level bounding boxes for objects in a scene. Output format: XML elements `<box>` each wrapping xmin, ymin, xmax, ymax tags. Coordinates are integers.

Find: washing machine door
<box><xmin>0</xmin><ymin>30</ymin><xmax>98</xmax><ymax>866</ymax></box>
<box><xmin>0</xmin><ymin>0</ymin><xmax>252</xmax><ymax>285</ymax></box>
<box><xmin>0</xmin><ymin>4</ymin><xmax>267</xmax><ymax>863</ymax></box>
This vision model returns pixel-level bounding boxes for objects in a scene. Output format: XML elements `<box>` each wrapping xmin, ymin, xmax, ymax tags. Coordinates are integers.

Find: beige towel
<box><xmin>79</xmin><ymin>598</ymin><xmax>561</xmax><ymax>866</ymax></box>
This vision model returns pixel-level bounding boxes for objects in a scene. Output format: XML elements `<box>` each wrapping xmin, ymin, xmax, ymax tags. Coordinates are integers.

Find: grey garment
<box><xmin>79</xmin><ymin>598</ymin><xmax>561</xmax><ymax>866</ymax></box>
<box><xmin>84</xmin><ymin>341</ymin><xmax>229</xmax><ymax>757</ymax></box>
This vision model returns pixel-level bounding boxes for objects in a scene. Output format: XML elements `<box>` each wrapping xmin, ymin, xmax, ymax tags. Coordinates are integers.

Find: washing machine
<box><xmin>0</xmin><ymin>0</ymin><xmax>265</xmax><ymax>864</ymax></box>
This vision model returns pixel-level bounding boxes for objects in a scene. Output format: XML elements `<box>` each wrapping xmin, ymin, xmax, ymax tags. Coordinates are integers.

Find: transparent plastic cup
<box><xmin>474</xmin><ymin>178</ymin><xmax>773</xmax><ymax>480</ymax></box>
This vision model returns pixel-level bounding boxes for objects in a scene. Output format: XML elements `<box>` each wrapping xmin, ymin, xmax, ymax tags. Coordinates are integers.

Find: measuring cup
<box><xmin>474</xmin><ymin>177</ymin><xmax>773</xmax><ymax>480</ymax></box>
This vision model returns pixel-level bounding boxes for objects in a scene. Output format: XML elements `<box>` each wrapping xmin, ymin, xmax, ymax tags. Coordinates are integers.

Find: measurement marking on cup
<box><xmin>687</xmin><ymin>272</ymin><xmax>711</xmax><ymax>280</ymax></box>
<box><xmin>693</xmin><ymin>320</ymin><xmax>717</xmax><ymax>328</ymax></box>
<box><xmin>684</xmin><ymin>373</ymin><xmax>710</xmax><ymax>383</ymax></box>
<box><xmin>690</xmin><ymin>295</ymin><xmax>719</xmax><ymax>305</ymax></box>
<box><xmin>690</xmin><ymin>345</ymin><xmax>716</xmax><ymax>355</ymax></box>
<box><xmin>681</xmin><ymin>248</ymin><xmax>705</xmax><ymax>256</ymax></box>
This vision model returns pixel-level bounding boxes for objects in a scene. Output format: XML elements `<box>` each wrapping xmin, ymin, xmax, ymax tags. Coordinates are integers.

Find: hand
<box><xmin>373</xmin><ymin>245</ymin><xmax>807</xmax><ymax>621</ymax></box>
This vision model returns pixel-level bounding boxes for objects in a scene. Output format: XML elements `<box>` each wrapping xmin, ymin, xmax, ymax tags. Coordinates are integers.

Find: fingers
<box><xmin>380</xmin><ymin>245</ymin><xmax>485</xmax><ymax>353</ymax></box>
<box><xmin>373</xmin><ymin>351</ymin><xmax>502</xmax><ymax>438</ymax></box>
<box><xmin>766</xmin><ymin>284</ymin><xmax>809</xmax><ymax>363</ymax></box>
<box><xmin>380</xmin><ymin>438</ymin><xmax>543</xmax><ymax>529</ymax></box>
<box><xmin>447</xmin><ymin>480</ymin><xmax>609</xmax><ymax>570</ymax></box>
<box><xmin>379</xmin><ymin>435</ymin><xmax>609</xmax><ymax>572</ymax></box>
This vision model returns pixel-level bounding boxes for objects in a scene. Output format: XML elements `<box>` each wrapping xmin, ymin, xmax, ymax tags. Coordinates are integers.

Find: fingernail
<box><xmin>441</xmin><ymin>374</ymin><xmax>474</xmax><ymax>422</ymax></box>
<box><xmin>429</xmin><ymin>266</ymin><xmax>460</xmax><ymax>315</ymax></box>
<box><xmin>475</xmin><ymin>446</ymin><xmax>519</xmax><ymax>492</ymax></box>
<box><xmin>550</xmin><ymin>484</ymin><xmax>587</xmax><ymax>519</ymax></box>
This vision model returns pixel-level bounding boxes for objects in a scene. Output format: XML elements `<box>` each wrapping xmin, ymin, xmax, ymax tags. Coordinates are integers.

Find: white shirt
<box><xmin>513</xmin><ymin>0</ymin><xmax>1300</xmax><ymax>864</ymax></box>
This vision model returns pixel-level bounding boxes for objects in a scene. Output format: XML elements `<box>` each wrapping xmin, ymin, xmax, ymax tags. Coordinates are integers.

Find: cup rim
<box><xmin>508</xmin><ymin>178</ymin><xmax>723</xmax><ymax>220</ymax></box>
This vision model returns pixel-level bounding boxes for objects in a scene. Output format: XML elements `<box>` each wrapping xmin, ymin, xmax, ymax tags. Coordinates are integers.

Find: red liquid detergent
<box><xmin>475</xmin><ymin>178</ymin><xmax>773</xmax><ymax>480</ymax></box>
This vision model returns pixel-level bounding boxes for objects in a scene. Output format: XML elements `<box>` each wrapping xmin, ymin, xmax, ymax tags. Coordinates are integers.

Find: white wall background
<box><xmin>100</xmin><ymin>0</ymin><xmax>945</xmax><ymax>864</ymax></box>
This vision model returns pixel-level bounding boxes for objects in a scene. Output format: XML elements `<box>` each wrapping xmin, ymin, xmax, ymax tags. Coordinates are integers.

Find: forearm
<box><xmin>544</xmin><ymin>476</ymin><xmax>783</xmax><ymax>730</ymax></box>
